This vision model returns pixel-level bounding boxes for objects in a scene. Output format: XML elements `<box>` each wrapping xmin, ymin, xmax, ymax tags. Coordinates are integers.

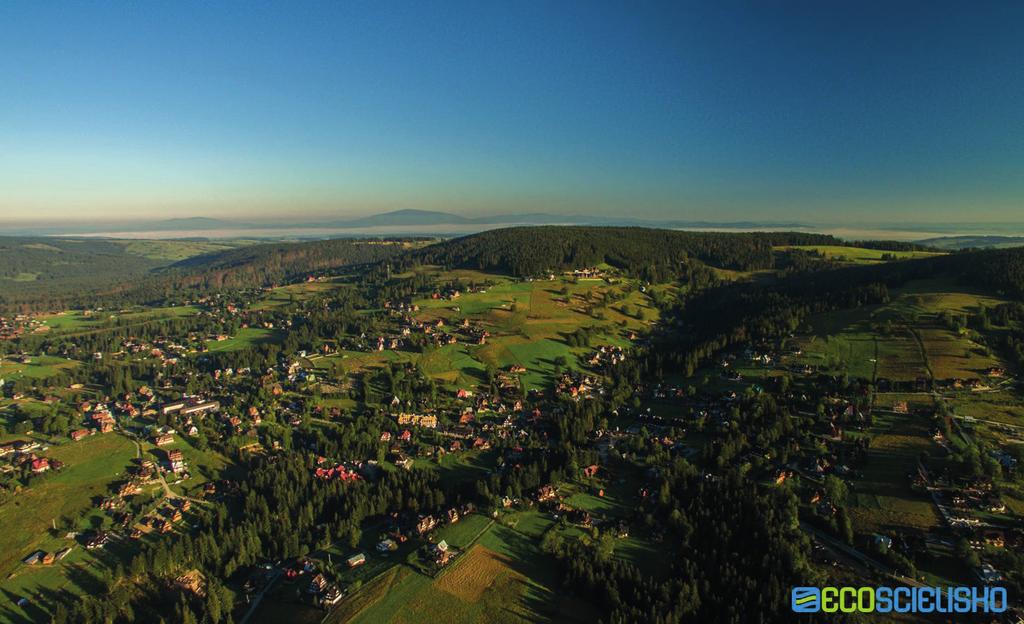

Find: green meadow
<box><xmin>342</xmin><ymin>522</ymin><xmax>596</xmax><ymax>624</ymax></box>
<box><xmin>776</xmin><ymin>245</ymin><xmax>943</xmax><ymax>265</ymax></box>
<box><xmin>0</xmin><ymin>434</ymin><xmax>136</xmax><ymax>601</ymax></box>
<box><xmin>0</xmin><ymin>355</ymin><xmax>79</xmax><ymax>382</ymax></box>
<box><xmin>205</xmin><ymin>327</ymin><xmax>285</xmax><ymax>352</ymax></box>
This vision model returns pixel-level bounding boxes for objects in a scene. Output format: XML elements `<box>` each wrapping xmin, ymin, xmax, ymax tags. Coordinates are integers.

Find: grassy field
<box><xmin>284</xmin><ymin>269</ymin><xmax>658</xmax><ymax>393</ymax></box>
<box><xmin>776</xmin><ymin>246</ymin><xmax>943</xmax><ymax>265</ymax></box>
<box><xmin>140</xmin><ymin>434</ymin><xmax>229</xmax><ymax>494</ymax></box>
<box><xmin>35</xmin><ymin>312</ymin><xmax>98</xmax><ymax>332</ymax></box>
<box><xmin>790</xmin><ymin>278</ymin><xmax>1010</xmax><ymax>385</ymax></box>
<box><xmin>0</xmin><ymin>355</ymin><xmax>79</xmax><ymax>381</ymax></box>
<box><xmin>253</xmin><ymin>279</ymin><xmax>353</xmax><ymax>310</ymax></box>
<box><xmin>787</xmin><ymin>278</ymin><xmax>1024</xmax><ymax>542</ymax></box>
<box><xmin>114</xmin><ymin>239</ymin><xmax>256</xmax><ymax>262</ymax></box>
<box><xmin>33</xmin><ymin>305</ymin><xmax>200</xmax><ymax>339</ymax></box>
<box><xmin>433</xmin><ymin>514</ymin><xmax>493</xmax><ymax>549</ymax></box>
<box><xmin>848</xmin><ymin>409</ymin><xmax>942</xmax><ymax>534</ymax></box>
<box><xmin>408</xmin><ymin>274</ymin><xmax>654</xmax><ymax>390</ymax></box>
<box><xmin>3</xmin><ymin>273</ymin><xmax>40</xmax><ymax>282</ymax></box>
<box><xmin>344</xmin><ymin>523</ymin><xmax>596</xmax><ymax>624</ymax></box>
<box><xmin>0</xmin><ymin>433</ymin><xmax>137</xmax><ymax>613</ymax></box>
<box><xmin>206</xmin><ymin>327</ymin><xmax>285</xmax><ymax>352</ymax></box>
<box><xmin>418</xmin><ymin>344</ymin><xmax>487</xmax><ymax>387</ymax></box>
<box><xmin>948</xmin><ymin>391</ymin><xmax>1024</xmax><ymax>426</ymax></box>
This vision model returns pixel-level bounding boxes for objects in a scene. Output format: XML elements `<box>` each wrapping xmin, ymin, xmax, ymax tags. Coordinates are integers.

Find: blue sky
<box><xmin>1</xmin><ymin>1</ymin><xmax>1022</xmax><ymax>224</ymax></box>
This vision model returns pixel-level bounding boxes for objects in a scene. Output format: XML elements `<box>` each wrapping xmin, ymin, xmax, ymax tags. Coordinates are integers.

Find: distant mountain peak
<box><xmin>323</xmin><ymin>209</ymin><xmax>471</xmax><ymax>228</ymax></box>
<box><xmin>158</xmin><ymin>216</ymin><xmax>232</xmax><ymax>225</ymax></box>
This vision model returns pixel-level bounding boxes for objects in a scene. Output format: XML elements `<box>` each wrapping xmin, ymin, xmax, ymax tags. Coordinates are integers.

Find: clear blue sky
<box><xmin>1</xmin><ymin>1</ymin><xmax>1022</xmax><ymax>224</ymax></box>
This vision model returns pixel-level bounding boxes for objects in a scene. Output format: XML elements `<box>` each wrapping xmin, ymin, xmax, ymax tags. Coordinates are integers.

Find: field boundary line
<box><xmin>908</xmin><ymin>326</ymin><xmax>934</xmax><ymax>382</ymax></box>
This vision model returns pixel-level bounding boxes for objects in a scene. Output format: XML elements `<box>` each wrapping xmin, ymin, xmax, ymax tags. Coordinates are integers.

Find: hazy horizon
<box><xmin>2</xmin><ymin>1</ymin><xmax>1022</xmax><ymax>223</ymax></box>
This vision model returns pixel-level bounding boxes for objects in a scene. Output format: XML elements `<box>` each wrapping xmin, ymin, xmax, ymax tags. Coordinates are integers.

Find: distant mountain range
<box><xmin>4</xmin><ymin>210</ymin><xmax>1022</xmax><ymax>243</ymax></box>
<box><xmin>307</xmin><ymin>208</ymin><xmax>806</xmax><ymax>229</ymax></box>
<box><xmin>913</xmin><ymin>235</ymin><xmax>1024</xmax><ymax>250</ymax></box>
<box><xmin>0</xmin><ymin>209</ymin><xmax>811</xmax><ymax>237</ymax></box>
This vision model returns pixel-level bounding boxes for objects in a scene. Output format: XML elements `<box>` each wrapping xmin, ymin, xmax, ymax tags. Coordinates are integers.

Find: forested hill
<box><xmin>408</xmin><ymin>226</ymin><xmax>841</xmax><ymax>279</ymax></box>
<box><xmin>159</xmin><ymin>238</ymin><xmax>412</xmax><ymax>291</ymax></box>
<box><xmin>957</xmin><ymin>246</ymin><xmax>1024</xmax><ymax>299</ymax></box>
<box><xmin>0</xmin><ymin>237</ymin><xmax>412</xmax><ymax>313</ymax></box>
<box><xmin>0</xmin><ymin>238</ymin><xmax>168</xmax><ymax>312</ymax></box>
<box><xmin>5</xmin><ymin>230</ymin><xmax>1023</xmax><ymax>314</ymax></box>
<box><xmin>0</xmin><ymin>237</ymin><xmax>166</xmax><ymax>284</ymax></box>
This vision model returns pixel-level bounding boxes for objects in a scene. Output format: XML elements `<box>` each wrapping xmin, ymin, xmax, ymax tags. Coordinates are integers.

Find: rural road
<box><xmin>237</xmin><ymin>568</ymin><xmax>282</xmax><ymax>624</ymax></box>
<box><xmin>799</xmin><ymin>522</ymin><xmax>927</xmax><ymax>589</ymax></box>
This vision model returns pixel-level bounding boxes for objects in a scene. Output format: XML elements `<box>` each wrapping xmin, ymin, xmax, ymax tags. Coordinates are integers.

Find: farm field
<box><xmin>946</xmin><ymin>390</ymin><xmax>1024</xmax><ymax>427</ymax></box>
<box><xmin>344</xmin><ymin>523</ymin><xmax>596</xmax><ymax>624</ymax></box>
<box><xmin>789</xmin><ymin>278</ymin><xmax>1013</xmax><ymax>386</ymax></box>
<box><xmin>847</xmin><ymin>410</ymin><xmax>942</xmax><ymax>534</ymax></box>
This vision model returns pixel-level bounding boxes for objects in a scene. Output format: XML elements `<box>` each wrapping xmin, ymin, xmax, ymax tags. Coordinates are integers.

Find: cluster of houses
<box><xmin>586</xmin><ymin>345</ymin><xmax>627</xmax><ymax>370</ymax></box>
<box><xmin>418</xmin><ymin>317</ymin><xmax>490</xmax><ymax>347</ymax></box>
<box><xmin>132</xmin><ymin>498</ymin><xmax>192</xmax><ymax>537</ymax></box>
<box><xmin>281</xmin><ymin>558</ymin><xmax>345</xmax><ymax>607</ymax></box>
<box><xmin>313</xmin><ymin>458</ymin><xmax>363</xmax><ymax>482</ymax></box>
<box><xmin>555</xmin><ymin>372</ymin><xmax>602</xmax><ymax>400</ymax></box>
<box><xmin>0</xmin><ymin>314</ymin><xmax>50</xmax><ymax>340</ymax></box>
<box><xmin>395</xmin><ymin>412</ymin><xmax>438</xmax><ymax>429</ymax></box>
<box><xmin>0</xmin><ymin>439</ymin><xmax>63</xmax><ymax>476</ymax></box>
<box><xmin>564</xmin><ymin>267</ymin><xmax>607</xmax><ymax>280</ymax></box>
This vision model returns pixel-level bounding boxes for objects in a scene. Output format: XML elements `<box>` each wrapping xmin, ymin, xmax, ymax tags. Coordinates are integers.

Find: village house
<box><xmin>432</xmin><ymin>540</ymin><xmax>452</xmax><ymax>565</ymax></box>
<box><xmin>308</xmin><ymin>573</ymin><xmax>328</xmax><ymax>593</ymax></box>
<box><xmin>537</xmin><ymin>484</ymin><xmax>557</xmax><ymax>503</ymax></box>
<box><xmin>180</xmin><ymin>400</ymin><xmax>220</xmax><ymax>417</ymax></box>
<box><xmin>416</xmin><ymin>515</ymin><xmax>438</xmax><ymax>535</ymax></box>
<box><xmin>322</xmin><ymin>584</ymin><xmax>343</xmax><ymax>605</ymax></box>
<box><xmin>166</xmin><ymin>449</ymin><xmax>186</xmax><ymax>473</ymax></box>
<box><xmin>395</xmin><ymin>413</ymin><xmax>437</xmax><ymax>429</ymax></box>
<box><xmin>159</xmin><ymin>400</ymin><xmax>188</xmax><ymax>416</ymax></box>
<box><xmin>175</xmin><ymin>570</ymin><xmax>207</xmax><ymax>597</ymax></box>
<box><xmin>23</xmin><ymin>551</ymin><xmax>45</xmax><ymax>565</ymax></box>
<box><xmin>153</xmin><ymin>432</ymin><xmax>174</xmax><ymax>446</ymax></box>
<box><xmin>85</xmin><ymin>531</ymin><xmax>111</xmax><ymax>549</ymax></box>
